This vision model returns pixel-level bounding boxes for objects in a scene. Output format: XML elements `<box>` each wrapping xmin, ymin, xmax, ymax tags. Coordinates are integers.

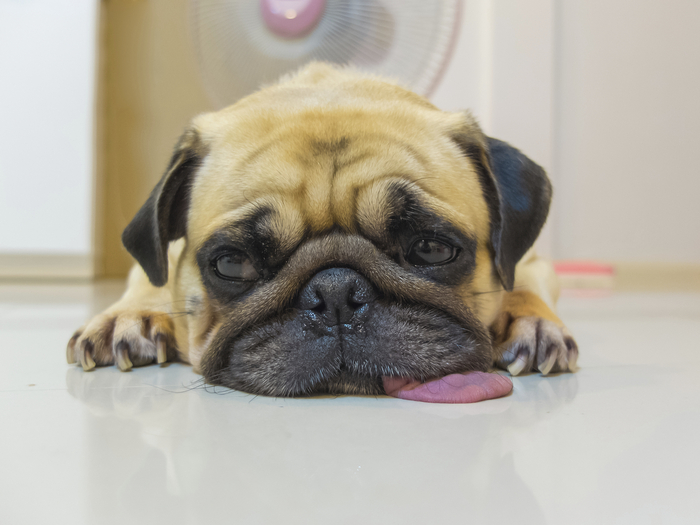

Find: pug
<box><xmin>67</xmin><ymin>63</ymin><xmax>578</xmax><ymax>401</ymax></box>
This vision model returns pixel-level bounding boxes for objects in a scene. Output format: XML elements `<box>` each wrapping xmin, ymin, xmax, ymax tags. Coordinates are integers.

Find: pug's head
<box><xmin>122</xmin><ymin>63</ymin><xmax>551</xmax><ymax>397</ymax></box>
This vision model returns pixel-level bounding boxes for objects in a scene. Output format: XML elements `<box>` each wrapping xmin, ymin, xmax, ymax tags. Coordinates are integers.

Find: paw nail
<box><xmin>80</xmin><ymin>346</ymin><xmax>96</xmax><ymax>371</ymax></box>
<box><xmin>66</xmin><ymin>341</ymin><xmax>77</xmax><ymax>365</ymax></box>
<box><xmin>156</xmin><ymin>338</ymin><xmax>167</xmax><ymax>364</ymax></box>
<box><xmin>568</xmin><ymin>348</ymin><xmax>579</xmax><ymax>371</ymax></box>
<box><xmin>115</xmin><ymin>342</ymin><xmax>133</xmax><ymax>371</ymax></box>
<box><xmin>507</xmin><ymin>351</ymin><xmax>528</xmax><ymax>376</ymax></box>
<box><xmin>538</xmin><ymin>348</ymin><xmax>557</xmax><ymax>376</ymax></box>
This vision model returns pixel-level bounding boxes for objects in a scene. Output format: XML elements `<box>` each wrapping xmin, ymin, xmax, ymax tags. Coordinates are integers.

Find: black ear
<box><xmin>483</xmin><ymin>137</ymin><xmax>552</xmax><ymax>289</ymax></box>
<box><xmin>122</xmin><ymin>129</ymin><xmax>205</xmax><ymax>287</ymax></box>
<box><xmin>455</xmin><ymin>132</ymin><xmax>552</xmax><ymax>290</ymax></box>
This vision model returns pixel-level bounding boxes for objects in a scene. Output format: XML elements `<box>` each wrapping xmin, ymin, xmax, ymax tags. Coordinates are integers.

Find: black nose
<box><xmin>296</xmin><ymin>268</ymin><xmax>377</xmax><ymax>327</ymax></box>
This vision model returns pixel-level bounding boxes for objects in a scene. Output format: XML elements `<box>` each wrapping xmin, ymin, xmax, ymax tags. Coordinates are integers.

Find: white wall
<box><xmin>432</xmin><ymin>0</ymin><xmax>556</xmax><ymax>255</ymax></box>
<box><xmin>432</xmin><ymin>0</ymin><xmax>554</xmax><ymax>169</ymax></box>
<box><xmin>554</xmin><ymin>0</ymin><xmax>700</xmax><ymax>263</ymax></box>
<box><xmin>434</xmin><ymin>0</ymin><xmax>700</xmax><ymax>265</ymax></box>
<box><xmin>0</xmin><ymin>0</ymin><xmax>98</xmax><ymax>261</ymax></box>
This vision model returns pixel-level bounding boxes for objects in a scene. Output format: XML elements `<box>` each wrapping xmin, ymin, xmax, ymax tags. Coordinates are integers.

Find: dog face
<box><xmin>122</xmin><ymin>63</ymin><xmax>551</xmax><ymax>396</ymax></box>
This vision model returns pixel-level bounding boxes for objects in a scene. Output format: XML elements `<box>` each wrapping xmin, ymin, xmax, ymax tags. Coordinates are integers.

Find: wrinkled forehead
<box><xmin>187</xmin><ymin>109</ymin><xmax>490</xmax><ymax>250</ymax></box>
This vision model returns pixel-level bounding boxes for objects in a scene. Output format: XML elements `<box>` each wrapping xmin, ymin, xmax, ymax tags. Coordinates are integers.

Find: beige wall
<box><xmin>553</xmin><ymin>0</ymin><xmax>700</xmax><ymax>263</ymax></box>
<box><xmin>97</xmin><ymin>0</ymin><xmax>212</xmax><ymax>277</ymax></box>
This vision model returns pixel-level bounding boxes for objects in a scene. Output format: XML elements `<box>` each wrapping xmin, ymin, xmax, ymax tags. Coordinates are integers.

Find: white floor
<box><xmin>1</xmin><ymin>282</ymin><xmax>698</xmax><ymax>525</ymax></box>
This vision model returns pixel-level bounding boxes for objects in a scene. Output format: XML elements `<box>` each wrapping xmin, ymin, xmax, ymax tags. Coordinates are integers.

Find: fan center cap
<box><xmin>260</xmin><ymin>0</ymin><xmax>326</xmax><ymax>39</ymax></box>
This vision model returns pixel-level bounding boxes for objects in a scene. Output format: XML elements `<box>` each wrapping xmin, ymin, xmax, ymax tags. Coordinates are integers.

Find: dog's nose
<box><xmin>297</xmin><ymin>268</ymin><xmax>377</xmax><ymax>327</ymax></box>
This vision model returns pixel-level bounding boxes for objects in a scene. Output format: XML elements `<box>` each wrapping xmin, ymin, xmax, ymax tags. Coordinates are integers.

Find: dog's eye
<box><xmin>406</xmin><ymin>239</ymin><xmax>458</xmax><ymax>266</ymax></box>
<box><xmin>213</xmin><ymin>252</ymin><xmax>260</xmax><ymax>281</ymax></box>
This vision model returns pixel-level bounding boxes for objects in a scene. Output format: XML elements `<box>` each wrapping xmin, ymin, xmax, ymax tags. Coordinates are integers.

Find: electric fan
<box><xmin>189</xmin><ymin>0</ymin><xmax>462</xmax><ymax>108</ymax></box>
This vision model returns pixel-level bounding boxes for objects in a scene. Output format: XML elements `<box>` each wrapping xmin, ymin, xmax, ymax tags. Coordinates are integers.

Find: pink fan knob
<box><xmin>260</xmin><ymin>0</ymin><xmax>326</xmax><ymax>38</ymax></box>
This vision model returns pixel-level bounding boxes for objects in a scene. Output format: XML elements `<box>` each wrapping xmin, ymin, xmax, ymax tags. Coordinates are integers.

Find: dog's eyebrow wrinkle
<box><xmin>341</xmin><ymin>136</ymin><xmax>429</xmax><ymax>175</ymax></box>
<box><xmin>356</xmin><ymin>179</ymin><xmax>477</xmax><ymax>252</ymax></box>
<box><xmin>395</xmin><ymin>141</ymin><xmax>429</xmax><ymax>172</ymax></box>
<box><xmin>203</xmin><ymin>203</ymin><xmax>308</xmax><ymax>268</ymax></box>
<box><xmin>241</xmin><ymin>139</ymin><xmax>279</xmax><ymax>168</ymax></box>
<box><xmin>202</xmin><ymin>206</ymin><xmax>276</xmax><ymax>254</ymax></box>
<box><xmin>232</xmin><ymin>205</ymin><xmax>273</xmax><ymax>234</ymax></box>
<box><xmin>329</xmin><ymin>138</ymin><xmax>431</xmax><ymax>230</ymax></box>
<box><xmin>332</xmin><ymin>151</ymin><xmax>373</xmax><ymax>176</ymax></box>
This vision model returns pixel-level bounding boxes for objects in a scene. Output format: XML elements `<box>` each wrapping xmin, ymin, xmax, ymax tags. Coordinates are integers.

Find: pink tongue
<box><xmin>382</xmin><ymin>372</ymin><xmax>513</xmax><ymax>403</ymax></box>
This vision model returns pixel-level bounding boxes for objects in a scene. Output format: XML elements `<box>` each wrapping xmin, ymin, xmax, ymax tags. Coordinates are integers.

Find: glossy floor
<box><xmin>1</xmin><ymin>282</ymin><xmax>698</xmax><ymax>524</ymax></box>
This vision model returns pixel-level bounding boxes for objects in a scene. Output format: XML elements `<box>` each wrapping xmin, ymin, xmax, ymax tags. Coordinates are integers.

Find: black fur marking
<box><xmin>311</xmin><ymin>136</ymin><xmax>350</xmax><ymax>156</ymax></box>
<box><xmin>195</xmin><ymin>207</ymin><xmax>280</xmax><ymax>309</ymax></box>
<box><xmin>235</xmin><ymin>206</ymin><xmax>278</xmax><ymax>264</ymax></box>
<box><xmin>311</xmin><ymin>137</ymin><xmax>351</xmax><ymax>179</ymax></box>
<box><xmin>122</xmin><ymin>130</ymin><xmax>206</xmax><ymax>287</ymax></box>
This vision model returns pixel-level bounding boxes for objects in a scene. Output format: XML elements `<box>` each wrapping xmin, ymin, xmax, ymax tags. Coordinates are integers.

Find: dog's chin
<box><xmin>203</xmin><ymin>302</ymin><xmax>493</xmax><ymax>398</ymax></box>
<box><xmin>309</xmin><ymin>369</ymin><xmax>385</xmax><ymax>396</ymax></box>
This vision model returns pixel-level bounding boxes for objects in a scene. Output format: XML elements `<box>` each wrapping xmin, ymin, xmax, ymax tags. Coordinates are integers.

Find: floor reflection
<box><xmin>65</xmin><ymin>365</ymin><xmax>579</xmax><ymax>523</ymax></box>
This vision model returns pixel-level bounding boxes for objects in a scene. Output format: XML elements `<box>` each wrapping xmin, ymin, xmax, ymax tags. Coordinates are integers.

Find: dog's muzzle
<box><xmin>201</xmin><ymin>234</ymin><xmax>498</xmax><ymax>399</ymax></box>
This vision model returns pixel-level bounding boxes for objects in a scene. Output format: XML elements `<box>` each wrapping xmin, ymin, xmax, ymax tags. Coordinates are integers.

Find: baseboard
<box><xmin>613</xmin><ymin>262</ymin><xmax>700</xmax><ymax>292</ymax></box>
<box><xmin>556</xmin><ymin>260</ymin><xmax>700</xmax><ymax>292</ymax></box>
<box><xmin>0</xmin><ymin>253</ymin><xmax>94</xmax><ymax>280</ymax></box>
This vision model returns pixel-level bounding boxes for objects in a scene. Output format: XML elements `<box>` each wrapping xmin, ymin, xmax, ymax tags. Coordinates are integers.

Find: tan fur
<box><xmin>498</xmin><ymin>291</ymin><xmax>563</xmax><ymax>327</ymax></box>
<box><xmin>67</xmin><ymin>62</ymin><xmax>577</xmax><ymax>382</ymax></box>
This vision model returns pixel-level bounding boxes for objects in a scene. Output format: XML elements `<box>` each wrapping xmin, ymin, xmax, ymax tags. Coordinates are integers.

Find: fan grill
<box><xmin>190</xmin><ymin>0</ymin><xmax>461</xmax><ymax>107</ymax></box>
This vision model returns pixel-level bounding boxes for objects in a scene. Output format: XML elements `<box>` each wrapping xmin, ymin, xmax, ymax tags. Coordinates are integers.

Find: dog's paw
<box><xmin>67</xmin><ymin>310</ymin><xmax>176</xmax><ymax>371</ymax></box>
<box><xmin>492</xmin><ymin>316</ymin><xmax>579</xmax><ymax>376</ymax></box>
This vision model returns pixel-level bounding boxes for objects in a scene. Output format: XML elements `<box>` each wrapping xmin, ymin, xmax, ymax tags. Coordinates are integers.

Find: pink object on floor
<box><xmin>554</xmin><ymin>261</ymin><xmax>614</xmax><ymax>275</ymax></box>
<box><xmin>554</xmin><ymin>260</ymin><xmax>616</xmax><ymax>292</ymax></box>
<box><xmin>383</xmin><ymin>372</ymin><xmax>513</xmax><ymax>404</ymax></box>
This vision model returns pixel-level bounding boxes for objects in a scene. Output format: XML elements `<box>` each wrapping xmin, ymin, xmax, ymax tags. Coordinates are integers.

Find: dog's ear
<box><xmin>454</xmin><ymin>130</ymin><xmax>552</xmax><ymax>291</ymax></box>
<box><xmin>483</xmin><ymin>137</ymin><xmax>552</xmax><ymax>290</ymax></box>
<box><xmin>122</xmin><ymin>128</ymin><xmax>206</xmax><ymax>287</ymax></box>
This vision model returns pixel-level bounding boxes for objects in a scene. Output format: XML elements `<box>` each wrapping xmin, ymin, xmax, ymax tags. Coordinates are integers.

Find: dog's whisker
<box><xmin>468</xmin><ymin>285</ymin><xmax>526</xmax><ymax>296</ymax></box>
